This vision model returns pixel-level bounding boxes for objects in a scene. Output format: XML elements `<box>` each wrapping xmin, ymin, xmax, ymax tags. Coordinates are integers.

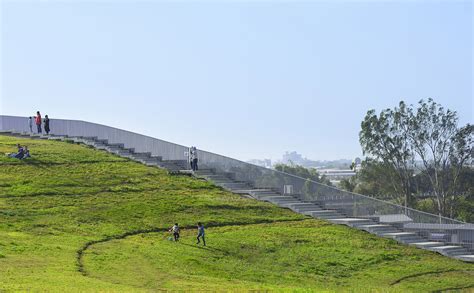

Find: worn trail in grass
<box><xmin>0</xmin><ymin>135</ymin><xmax>472</xmax><ymax>292</ymax></box>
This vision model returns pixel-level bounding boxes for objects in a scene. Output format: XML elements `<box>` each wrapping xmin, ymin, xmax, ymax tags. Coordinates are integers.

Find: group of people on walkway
<box><xmin>6</xmin><ymin>144</ymin><xmax>31</xmax><ymax>160</ymax></box>
<box><xmin>189</xmin><ymin>146</ymin><xmax>199</xmax><ymax>171</ymax></box>
<box><xmin>28</xmin><ymin>111</ymin><xmax>50</xmax><ymax>134</ymax></box>
<box><xmin>169</xmin><ymin>222</ymin><xmax>206</xmax><ymax>246</ymax></box>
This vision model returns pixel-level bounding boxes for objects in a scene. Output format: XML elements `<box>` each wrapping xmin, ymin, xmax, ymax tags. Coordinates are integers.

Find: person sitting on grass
<box><xmin>7</xmin><ymin>144</ymin><xmax>24</xmax><ymax>159</ymax></box>
<box><xmin>22</xmin><ymin>146</ymin><xmax>31</xmax><ymax>159</ymax></box>
<box><xmin>169</xmin><ymin>223</ymin><xmax>180</xmax><ymax>242</ymax></box>
<box><xmin>196</xmin><ymin>222</ymin><xmax>206</xmax><ymax>246</ymax></box>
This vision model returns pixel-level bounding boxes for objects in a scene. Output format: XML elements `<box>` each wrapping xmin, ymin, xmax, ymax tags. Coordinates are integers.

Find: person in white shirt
<box><xmin>169</xmin><ymin>223</ymin><xmax>180</xmax><ymax>241</ymax></box>
<box><xmin>28</xmin><ymin>117</ymin><xmax>33</xmax><ymax>133</ymax></box>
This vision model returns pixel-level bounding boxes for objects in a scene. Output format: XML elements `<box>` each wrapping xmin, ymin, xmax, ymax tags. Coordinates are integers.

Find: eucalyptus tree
<box><xmin>359</xmin><ymin>102</ymin><xmax>415</xmax><ymax>208</ymax></box>
<box><xmin>407</xmin><ymin>99</ymin><xmax>473</xmax><ymax>217</ymax></box>
<box><xmin>359</xmin><ymin>99</ymin><xmax>473</xmax><ymax>217</ymax></box>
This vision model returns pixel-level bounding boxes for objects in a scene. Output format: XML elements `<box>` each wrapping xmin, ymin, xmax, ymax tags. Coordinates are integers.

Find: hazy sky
<box><xmin>1</xmin><ymin>1</ymin><xmax>472</xmax><ymax>161</ymax></box>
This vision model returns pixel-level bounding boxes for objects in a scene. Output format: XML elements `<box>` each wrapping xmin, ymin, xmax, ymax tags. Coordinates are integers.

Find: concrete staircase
<box><xmin>1</xmin><ymin>131</ymin><xmax>188</xmax><ymax>173</ymax></box>
<box><xmin>3</xmin><ymin>130</ymin><xmax>473</xmax><ymax>263</ymax></box>
<box><xmin>193</xmin><ymin>168</ymin><xmax>474</xmax><ymax>263</ymax></box>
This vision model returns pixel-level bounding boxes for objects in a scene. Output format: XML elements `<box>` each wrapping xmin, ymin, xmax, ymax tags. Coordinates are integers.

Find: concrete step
<box><xmin>232</xmin><ymin>189</ymin><xmax>276</xmax><ymax>196</ymax></box>
<box><xmin>81</xmin><ymin>140</ymin><xmax>97</xmax><ymax>146</ymax></box>
<box><xmin>291</xmin><ymin>205</ymin><xmax>324</xmax><ymax>212</ymax></box>
<box><xmin>135</xmin><ymin>158</ymin><xmax>161</xmax><ymax>165</ymax></box>
<box><xmin>357</xmin><ymin>224</ymin><xmax>400</xmax><ymax>234</ymax></box>
<box><xmin>210</xmin><ymin>179</ymin><xmax>238</xmax><ymax>184</ymax></box>
<box><xmin>244</xmin><ymin>189</ymin><xmax>275</xmax><ymax>193</ymax></box>
<box><xmin>274</xmin><ymin>202</ymin><xmax>304</xmax><ymax>208</ymax></box>
<box><xmin>410</xmin><ymin>241</ymin><xmax>446</xmax><ymax>249</ymax></box>
<box><xmin>280</xmin><ymin>203</ymin><xmax>319</xmax><ymax>210</ymax></box>
<box><xmin>265</xmin><ymin>196</ymin><xmax>299</xmax><ymax>207</ymax></box>
<box><xmin>131</xmin><ymin>156</ymin><xmax>156</xmax><ymax>162</ymax></box>
<box><xmin>249</xmin><ymin>190</ymin><xmax>280</xmax><ymax>195</ymax></box>
<box><xmin>278</xmin><ymin>202</ymin><xmax>312</xmax><ymax>208</ymax></box>
<box><xmin>107</xmin><ymin>149</ymin><xmax>132</xmax><ymax>156</ymax></box>
<box><xmin>107</xmin><ymin>143</ymin><xmax>125</xmax><ymax>148</ymax></box>
<box><xmin>261</xmin><ymin>197</ymin><xmax>299</xmax><ymax>204</ymax></box>
<box><xmin>48</xmin><ymin>136</ymin><xmax>66</xmax><ymax>141</ymax></box>
<box><xmin>104</xmin><ymin>145</ymin><xmax>125</xmax><ymax>151</ymax></box>
<box><xmin>444</xmin><ymin>249</ymin><xmax>471</xmax><ymax>256</ymax></box>
<box><xmin>94</xmin><ymin>144</ymin><xmax>108</xmax><ymax>150</ymax></box>
<box><xmin>314</xmin><ymin>213</ymin><xmax>346</xmax><ymax>220</ymax></box>
<box><xmin>94</xmin><ymin>139</ymin><xmax>108</xmax><ymax>144</ymax></box>
<box><xmin>302</xmin><ymin>210</ymin><xmax>338</xmax><ymax>216</ymax></box>
<box><xmin>116</xmin><ymin>152</ymin><xmax>136</xmax><ymax>159</ymax></box>
<box><xmin>194</xmin><ymin>170</ymin><xmax>216</xmax><ymax>176</ymax></box>
<box><xmin>395</xmin><ymin>237</ymin><xmax>427</xmax><ymax>244</ymax></box>
<box><xmin>427</xmin><ymin>246</ymin><xmax>470</xmax><ymax>257</ymax></box>
<box><xmin>131</xmin><ymin>152</ymin><xmax>152</xmax><ymax>158</ymax></box>
<box><xmin>266</xmin><ymin>197</ymin><xmax>301</xmax><ymax>204</ymax></box>
<box><xmin>380</xmin><ymin>232</ymin><xmax>419</xmax><ymax>239</ymax></box>
<box><xmin>77</xmin><ymin>136</ymin><xmax>98</xmax><ymax>140</ymax></box>
<box><xmin>303</xmin><ymin>210</ymin><xmax>344</xmax><ymax>220</ymax></box>
<box><xmin>252</xmin><ymin>193</ymin><xmax>282</xmax><ymax>199</ymax></box>
<box><xmin>143</xmin><ymin>161</ymin><xmax>161</xmax><ymax>167</ymax></box>
<box><xmin>202</xmin><ymin>175</ymin><xmax>232</xmax><ymax>181</ymax></box>
<box><xmin>328</xmin><ymin>218</ymin><xmax>375</xmax><ymax>227</ymax></box>
<box><xmin>215</xmin><ymin>181</ymin><xmax>251</xmax><ymax>186</ymax></box>
<box><xmin>454</xmin><ymin>255</ymin><xmax>474</xmax><ymax>263</ymax></box>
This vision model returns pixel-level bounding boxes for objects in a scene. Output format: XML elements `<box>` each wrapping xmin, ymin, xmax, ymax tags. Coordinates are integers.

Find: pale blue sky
<box><xmin>1</xmin><ymin>1</ymin><xmax>472</xmax><ymax>161</ymax></box>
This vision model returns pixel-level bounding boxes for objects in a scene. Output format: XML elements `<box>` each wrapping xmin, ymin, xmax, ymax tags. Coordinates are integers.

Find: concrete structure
<box><xmin>1</xmin><ymin>115</ymin><xmax>473</xmax><ymax>263</ymax></box>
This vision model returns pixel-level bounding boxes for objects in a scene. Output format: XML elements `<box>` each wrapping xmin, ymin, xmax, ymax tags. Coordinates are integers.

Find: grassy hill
<box><xmin>0</xmin><ymin>135</ymin><xmax>472</xmax><ymax>292</ymax></box>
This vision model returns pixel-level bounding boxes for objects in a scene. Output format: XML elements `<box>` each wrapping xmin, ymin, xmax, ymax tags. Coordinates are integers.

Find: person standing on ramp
<box><xmin>44</xmin><ymin>115</ymin><xmax>50</xmax><ymax>135</ymax></box>
<box><xmin>191</xmin><ymin>146</ymin><xmax>199</xmax><ymax>171</ymax></box>
<box><xmin>28</xmin><ymin>117</ymin><xmax>33</xmax><ymax>133</ymax></box>
<box><xmin>35</xmin><ymin>111</ymin><xmax>42</xmax><ymax>134</ymax></box>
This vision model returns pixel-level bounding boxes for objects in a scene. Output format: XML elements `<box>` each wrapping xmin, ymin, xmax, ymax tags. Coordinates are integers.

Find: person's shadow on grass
<box><xmin>178</xmin><ymin>242</ymin><xmax>233</xmax><ymax>257</ymax></box>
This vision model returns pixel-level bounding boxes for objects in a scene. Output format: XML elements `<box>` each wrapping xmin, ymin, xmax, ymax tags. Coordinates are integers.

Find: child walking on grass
<box><xmin>169</xmin><ymin>223</ymin><xmax>180</xmax><ymax>241</ymax></box>
<box><xmin>196</xmin><ymin>222</ymin><xmax>206</xmax><ymax>246</ymax></box>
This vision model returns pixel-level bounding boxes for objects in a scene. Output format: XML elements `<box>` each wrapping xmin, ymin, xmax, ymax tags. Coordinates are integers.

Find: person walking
<box><xmin>169</xmin><ymin>223</ymin><xmax>180</xmax><ymax>242</ymax></box>
<box><xmin>44</xmin><ymin>115</ymin><xmax>50</xmax><ymax>135</ymax></box>
<box><xmin>28</xmin><ymin>117</ymin><xmax>33</xmax><ymax>133</ymax></box>
<box><xmin>35</xmin><ymin>111</ymin><xmax>42</xmax><ymax>133</ymax></box>
<box><xmin>192</xmin><ymin>146</ymin><xmax>199</xmax><ymax>171</ymax></box>
<box><xmin>196</xmin><ymin>222</ymin><xmax>206</xmax><ymax>246</ymax></box>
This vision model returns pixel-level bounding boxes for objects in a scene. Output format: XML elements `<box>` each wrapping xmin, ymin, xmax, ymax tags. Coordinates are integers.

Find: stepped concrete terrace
<box><xmin>2</xmin><ymin>128</ymin><xmax>473</xmax><ymax>263</ymax></box>
<box><xmin>192</xmin><ymin>166</ymin><xmax>474</xmax><ymax>262</ymax></box>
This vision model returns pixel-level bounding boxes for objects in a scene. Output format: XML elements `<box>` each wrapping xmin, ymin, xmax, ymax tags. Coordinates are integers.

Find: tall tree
<box><xmin>359</xmin><ymin>102</ymin><xmax>414</xmax><ymax>208</ymax></box>
<box><xmin>407</xmin><ymin>99</ymin><xmax>473</xmax><ymax>217</ymax></box>
<box><xmin>359</xmin><ymin>99</ymin><xmax>473</xmax><ymax>217</ymax></box>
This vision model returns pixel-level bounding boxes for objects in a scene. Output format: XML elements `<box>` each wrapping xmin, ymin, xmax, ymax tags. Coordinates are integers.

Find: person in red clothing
<box><xmin>35</xmin><ymin>111</ymin><xmax>42</xmax><ymax>133</ymax></box>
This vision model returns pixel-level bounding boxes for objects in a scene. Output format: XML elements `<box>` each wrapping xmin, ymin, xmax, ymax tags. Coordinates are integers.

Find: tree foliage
<box><xmin>359</xmin><ymin>99</ymin><xmax>473</xmax><ymax>218</ymax></box>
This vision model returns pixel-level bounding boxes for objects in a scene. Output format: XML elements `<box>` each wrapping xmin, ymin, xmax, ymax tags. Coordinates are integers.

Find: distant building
<box><xmin>281</xmin><ymin>151</ymin><xmax>305</xmax><ymax>165</ymax></box>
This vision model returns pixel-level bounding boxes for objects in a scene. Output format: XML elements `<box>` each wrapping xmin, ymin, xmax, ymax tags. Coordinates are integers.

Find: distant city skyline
<box><xmin>1</xmin><ymin>1</ymin><xmax>472</xmax><ymax>161</ymax></box>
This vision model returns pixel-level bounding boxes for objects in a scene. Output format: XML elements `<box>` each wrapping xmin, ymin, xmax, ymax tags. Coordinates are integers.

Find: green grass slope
<box><xmin>0</xmin><ymin>135</ymin><xmax>472</xmax><ymax>292</ymax></box>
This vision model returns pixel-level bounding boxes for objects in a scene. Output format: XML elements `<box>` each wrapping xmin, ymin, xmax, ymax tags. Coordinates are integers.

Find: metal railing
<box><xmin>1</xmin><ymin>115</ymin><xmax>472</xmax><ymax>252</ymax></box>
